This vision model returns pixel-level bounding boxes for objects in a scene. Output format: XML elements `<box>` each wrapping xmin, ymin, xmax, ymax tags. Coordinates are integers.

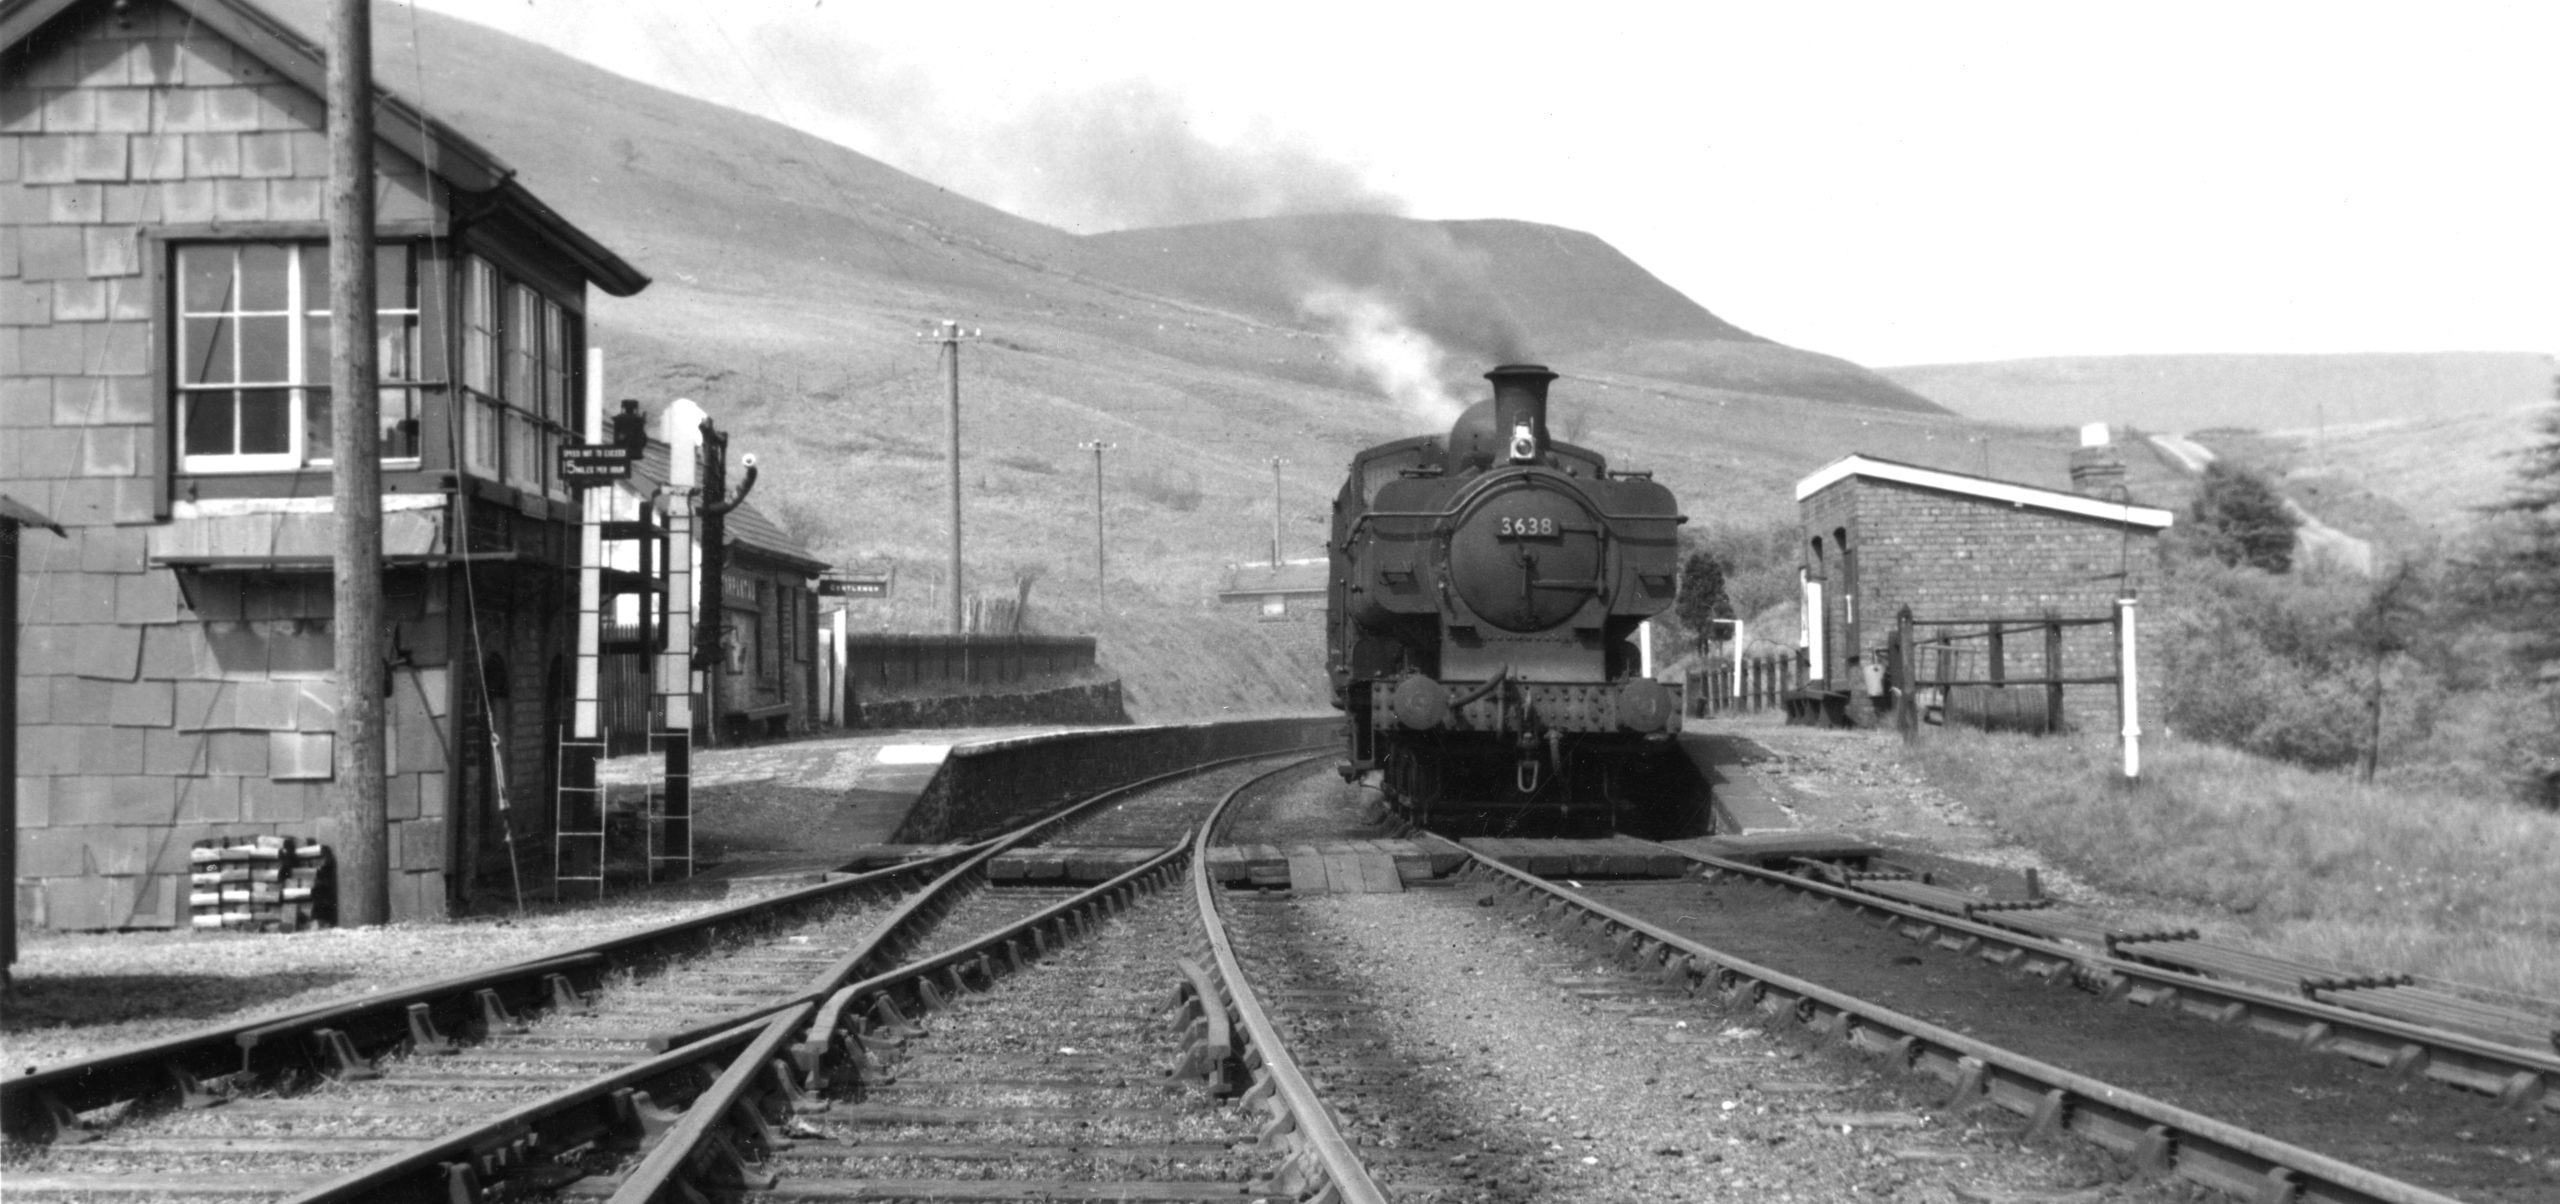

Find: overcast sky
<box><xmin>407</xmin><ymin>0</ymin><xmax>2555</xmax><ymax>369</ymax></box>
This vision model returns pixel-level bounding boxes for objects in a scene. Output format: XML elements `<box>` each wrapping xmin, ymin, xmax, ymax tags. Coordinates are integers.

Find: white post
<box><xmin>2118</xmin><ymin>594</ymin><xmax>2141</xmax><ymax>780</ymax></box>
<box><xmin>830</xmin><ymin>606</ymin><xmax>849</xmax><ymax>726</ymax></box>
<box><xmin>573</xmin><ymin>348</ymin><xmax>606</xmax><ymax>740</ymax></box>
<box><xmin>1638</xmin><ymin>619</ymin><xmax>1653</xmax><ymax>678</ymax></box>
<box><xmin>660</xmin><ymin>398</ymin><xmax>705</xmax><ymax>736</ymax></box>
<box><xmin>1731</xmin><ymin>619</ymin><xmax>1746</xmax><ymax>699</ymax></box>
<box><xmin>1799</xmin><ymin>567</ymin><xmax>1825</xmax><ymax>685</ymax></box>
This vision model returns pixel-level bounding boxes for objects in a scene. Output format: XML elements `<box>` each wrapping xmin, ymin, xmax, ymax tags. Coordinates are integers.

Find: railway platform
<box><xmin>592</xmin><ymin>725</ymin><xmax>1104</xmax><ymax>890</ymax></box>
<box><xmin>1675</xmin><ymin>730</ymin><xmax>1800</xmax><ymax>834</ymax></box>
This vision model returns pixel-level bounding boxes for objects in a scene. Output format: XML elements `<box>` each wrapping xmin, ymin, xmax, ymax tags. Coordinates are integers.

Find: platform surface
<box><xmin>1673</xmin><ymin>732</ymin><xmax>1800</xmax><ymax>834</ymax></box>
<box><xmin>595</xmin><ymin>726</ymin><xmax>1102</xmax><ymax>884</ymax></box>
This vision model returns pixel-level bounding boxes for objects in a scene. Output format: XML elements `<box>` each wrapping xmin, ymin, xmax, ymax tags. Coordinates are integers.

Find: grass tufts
<box><xmin>1908</xmin><ymin>729</ymin><xmax>2560</xmax><ymax>1000</ymax></box>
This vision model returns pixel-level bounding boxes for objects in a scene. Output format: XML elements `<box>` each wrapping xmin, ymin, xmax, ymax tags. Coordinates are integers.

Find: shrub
<box><xmin>2187</xmin><ymin>461</ymin><xmax>2300</xmax><ymax>572</ymax></box>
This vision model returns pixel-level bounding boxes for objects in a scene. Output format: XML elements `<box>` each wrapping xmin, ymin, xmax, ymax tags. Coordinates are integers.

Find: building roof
<box><xmin>1795</xmin><ymin>454</ymin><xmax>2175</xmax><ymax>530</ymax></box>
<box><xmin>625</xmin><ymin>441</ymin><xmax>829</xmax><ymax>574</ymax></box>
<box><xmin>1218</xmin><ymin>558</ymin><xmax>1329</xmax><ymax>600</ymax></box>
<box><xmin>0</xmin><ymin>0</ymin><xmax>648</xmax><ymax>296</ymax></box>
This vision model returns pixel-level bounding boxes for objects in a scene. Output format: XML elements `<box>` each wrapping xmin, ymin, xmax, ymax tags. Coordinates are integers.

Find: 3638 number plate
<box><xmin>1497</xmin><ymin>515</ymin><xmax>1558</xmax><ymax>538</ymax></box>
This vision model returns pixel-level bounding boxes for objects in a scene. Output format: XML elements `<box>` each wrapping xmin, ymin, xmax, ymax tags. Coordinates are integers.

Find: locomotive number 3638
<box><xmin>1497</xmin><ymin>515</ymin><xmax>1558</xmax><ymax>538</ymax></box>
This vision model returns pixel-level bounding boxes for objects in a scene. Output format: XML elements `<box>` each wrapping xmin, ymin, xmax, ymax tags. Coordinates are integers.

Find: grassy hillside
<box><xmin>2185</xmin><ymin>403</ymin><xmax>2559</xmax><ymax>546</ymax></box>
<box><xmin>1884</xmin><ymin>352</ymin><xmax>2553</xmax><ymax>434</ymax></box>
<box><xmin>254</xmin><ymin>1</ymin><xmax>2135</xmax><ymax>718</ymax></box>
<box><xmin>1894</xmin><ymin>353</ymin><xmax>2556</xmax><ymax>558</ymax></box>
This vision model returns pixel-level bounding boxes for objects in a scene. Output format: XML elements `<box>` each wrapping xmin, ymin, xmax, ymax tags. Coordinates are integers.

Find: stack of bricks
<box><xmin>187</xmin><ymin>835</ymin><xmax>327</xmax><ymax>931</ymax></box>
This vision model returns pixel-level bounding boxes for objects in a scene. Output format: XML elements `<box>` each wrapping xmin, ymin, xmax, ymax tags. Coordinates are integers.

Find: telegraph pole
<box><xmin>1268</xmin><ymin>456</ymin><xmax>1287</xmax><ymax>568</ymax></box>
<box><xmin>1078</xmin><ymin>440</ymin><xmax>1115</xmax><ymax>612</ymax></box>
<box><xmin>327</xmin><ymin>0</ymin><xmax>388</xmax><ymax>925</ymax></box>
<box><xmin>918</xmin><ymin>321</ymin><xmax>980</xmax><ymax>633</ymax></box>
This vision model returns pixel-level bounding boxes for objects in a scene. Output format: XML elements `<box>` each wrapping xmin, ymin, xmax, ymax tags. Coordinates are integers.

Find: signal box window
<box><xmin>175</xmin><ymin>242</ymin><xmax>425</xmax><ymax>472</ymax></box>
<box><xmin>458</xmin><ymin>255</ymin><xmax>579</xmax><ymax>500</ymax></box>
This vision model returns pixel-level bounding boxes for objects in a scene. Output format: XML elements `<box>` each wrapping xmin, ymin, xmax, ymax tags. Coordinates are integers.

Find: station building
<box><xmin>1215</xmin><ymin>557</ymin><xmax>1327</xmax><ymax>621</ymax></box>
<box><xmin>591</xmin><ymin>439</ymin><xmax>827</xmax><ymax>754</ymax></box>
<box><xmin>1795</xmin><ymin>443</ymin><xmax>2174</xmax><ymax>734</ymax></box>
<box><xmin>4</xmin><ymin>0</ymin><xmax>653</xmax><ymax>924</ymax></box>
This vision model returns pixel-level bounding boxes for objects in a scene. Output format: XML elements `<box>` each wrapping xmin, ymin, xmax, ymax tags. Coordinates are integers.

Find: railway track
<box><xmin>27</xmin><ymin>731</ymin><xmax>2545</xmax><ymax>1202</ymax></box>
<box><xmin>1439</xmin><ymin>832</ymin><xmax>2558</xmax><ymax>1204</ymax></box>
<box><xmin>1</xmin><ymin>747</ymin><xmax>1386</xmax><ymax>1204</ymax></box>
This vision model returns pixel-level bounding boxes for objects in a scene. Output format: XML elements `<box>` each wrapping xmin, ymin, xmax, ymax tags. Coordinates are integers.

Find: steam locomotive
<box><xmin>1327</xmin><ymin>364</ymin><xmax>1686</xmax><ymax>832</ymax></box>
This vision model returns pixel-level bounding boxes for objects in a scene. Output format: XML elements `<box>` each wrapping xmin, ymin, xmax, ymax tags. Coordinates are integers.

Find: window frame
<box><xmin>168</xmin><ymin>237</ymin><xmax>431</xmax><ymax>475</ymax></box>
<box><xmin>455</xmin><ymin>252</ymin><xmax>583</xmax><ymax>502</ymax></box>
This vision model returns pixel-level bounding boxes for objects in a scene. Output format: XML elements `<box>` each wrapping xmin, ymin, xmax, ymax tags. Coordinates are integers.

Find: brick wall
<box><xmin>7</xmin><ymin>2</ymin><xmax>455</xmax><ymax>927</ymax></box>
<box><xmin>1803</xmin><ymin>487</ymin><xmax>1854</xmax><ymax>684</ymax></box>
<box><xmin>1804</xmin><ymin>476</ymin><xmax>2166</xmax><ymax>736</ymax></box>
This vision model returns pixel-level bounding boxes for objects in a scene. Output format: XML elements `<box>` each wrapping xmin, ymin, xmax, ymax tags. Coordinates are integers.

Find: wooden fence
<box><xmin>1889</xmin><ymin>605</ymin><xmax>2125</xmax><ymax>741</ymax></box>
<box><xmin>1685</xmin><ymin>648</ymin><xmax>1812</xmax><ymax>717</ymax></box>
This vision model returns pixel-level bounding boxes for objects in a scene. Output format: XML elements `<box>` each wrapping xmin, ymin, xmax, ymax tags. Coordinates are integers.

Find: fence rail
<box><xmin>1686</xmin><ymin>649</ymin><xmax>1812</xmax><ymax>716</ymax></box>
<box><xmin>1891</xmin><ymin>606</ymin><xmax>2126</xmax><ymax>741</ymax></box>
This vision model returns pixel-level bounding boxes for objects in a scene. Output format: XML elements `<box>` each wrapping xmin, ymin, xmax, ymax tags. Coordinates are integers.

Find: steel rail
<box><xmin>596</xmin><ymin>753</ymin><xmax>1332</xmax><ymax>1204</ymax></box>
<box><xmin>1192</xmin><ymin>760</ymin><xmax>1393</xmax><ymax>1204</ymax></box>
<box><xmin>0</xmin><ymin>848</ymin><xmax>967</xmax><ymax>1141</ymax></box>
<box><xmin>1645</xmin><ymin>841</ymin><xmax>2560</xmax><ymax>1110</ymax></box>
<box><xmin>606</xmin><ymin>1006</ymin><xmax>813</xmax><ymax>1204</ymax></box>
<box><xmin>8</xmin><ymin>740</ymin><xmax>1326</xmax><ymax>1145</ymax></box>
<box><xmin>279</xmin><ymin>1014</ymin><xmax>778</xmax><ymax>1204</ymax></box>
<box><xmin>233</xmin><ymin>750</ymin><xmax>1322</xmax><ymax>1203</ymax></box>
<box><xmin>1452</xmin><ymin>845</ymin><xmax>2470</xmax><ymax>1204</ymax></box>
<box><xmin>638</xmin><ymin>744</ymin><xmax>1327</xmax><ymax>1053</ymax></box>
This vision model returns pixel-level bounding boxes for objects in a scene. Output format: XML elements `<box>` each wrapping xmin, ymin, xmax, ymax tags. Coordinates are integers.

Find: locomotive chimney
<box><xmin>1485</xmin><ymin>364</ymin><xmax>1555</xmax><ymax>461</ymax></box>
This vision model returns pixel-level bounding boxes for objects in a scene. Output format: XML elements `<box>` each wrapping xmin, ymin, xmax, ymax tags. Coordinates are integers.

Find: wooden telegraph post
<box><xmin>327</xmin><ymin>0</ymin><xmax>388</xmax><ymax>924</ymax></box>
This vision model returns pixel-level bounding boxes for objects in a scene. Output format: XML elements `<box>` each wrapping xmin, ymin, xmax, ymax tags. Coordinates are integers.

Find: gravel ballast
<box><xmin>1277</xmin><ymin>887</ymin><xmax>2181</xmax><ymax>1203</ymax></box>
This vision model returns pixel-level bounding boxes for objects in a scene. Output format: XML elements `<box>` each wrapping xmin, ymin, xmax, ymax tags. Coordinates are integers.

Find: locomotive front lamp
<box><xmin>1508</xmin><ymin>421</ymin><xmax>1538</xmax><ymax>463</ymax></box>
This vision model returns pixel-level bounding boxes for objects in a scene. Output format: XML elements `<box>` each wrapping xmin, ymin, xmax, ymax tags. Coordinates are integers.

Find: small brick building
<box><xmin>1215</xmin><ymin>557</ymin><xmax>1326</xmax><ymax>621</ymax></box>
<box><xmin>1794</xmin><ymin>448</ymin><xmax>2173</xmax><ymax>734</ymax></box>
<box><xmin>5</xmin><ymin>0</ymin><xmax>648</xmax><ymax>925</ymax></box>
<box><xmin>590</xmin><ymin>438</ymin><xmax>826</xmax><ymax>752</ymax></box>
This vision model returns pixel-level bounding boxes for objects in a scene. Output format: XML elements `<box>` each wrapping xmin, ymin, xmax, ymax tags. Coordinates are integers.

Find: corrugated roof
<box><xmin>624</xmin><ymin>440</ymin><xmax>828</xmax><ymax>573</ymax></box>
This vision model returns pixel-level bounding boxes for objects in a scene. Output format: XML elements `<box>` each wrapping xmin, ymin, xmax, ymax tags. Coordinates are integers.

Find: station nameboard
<box><xmin>558</xmin><ymin>443</ymin><xmax>636</xmax><ymax>483</ymax></box>
<box><xmin>818</xmin><ymin>572</ymin><xmax>893</xmax><ymax>598</ymax></box>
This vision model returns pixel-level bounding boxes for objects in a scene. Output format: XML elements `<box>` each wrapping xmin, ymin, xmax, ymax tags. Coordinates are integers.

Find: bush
<box><xmin>2157</xmin><ymin>556</ymin><xmax>2417</xmax><ymax>773</ymax></box>
<box><xmin>1652</xmin><ymin>520</ymin><xmax>1800</xmax><ymax>667</ymax></box>
<box><xmin>2187</xmin><ymin>461</ymin><xmax>2300</xmax><ymax>572</ymax></box>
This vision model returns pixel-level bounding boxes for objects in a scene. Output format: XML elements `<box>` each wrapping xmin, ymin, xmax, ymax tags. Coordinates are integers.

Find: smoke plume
<box><xmin>724</xmin><ymin>19</ymin><xmax>1403</xmax><ymax>234</ymax></box>
<box><xmin>979</xmin><ymin>80</ymin><xmax>1404</xmax><ymax>232</ymax></box>
<box><xmin>1300</xmin><ymin>286</ymin><xmax>1472</xmax><ymax>429</ymax></box>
